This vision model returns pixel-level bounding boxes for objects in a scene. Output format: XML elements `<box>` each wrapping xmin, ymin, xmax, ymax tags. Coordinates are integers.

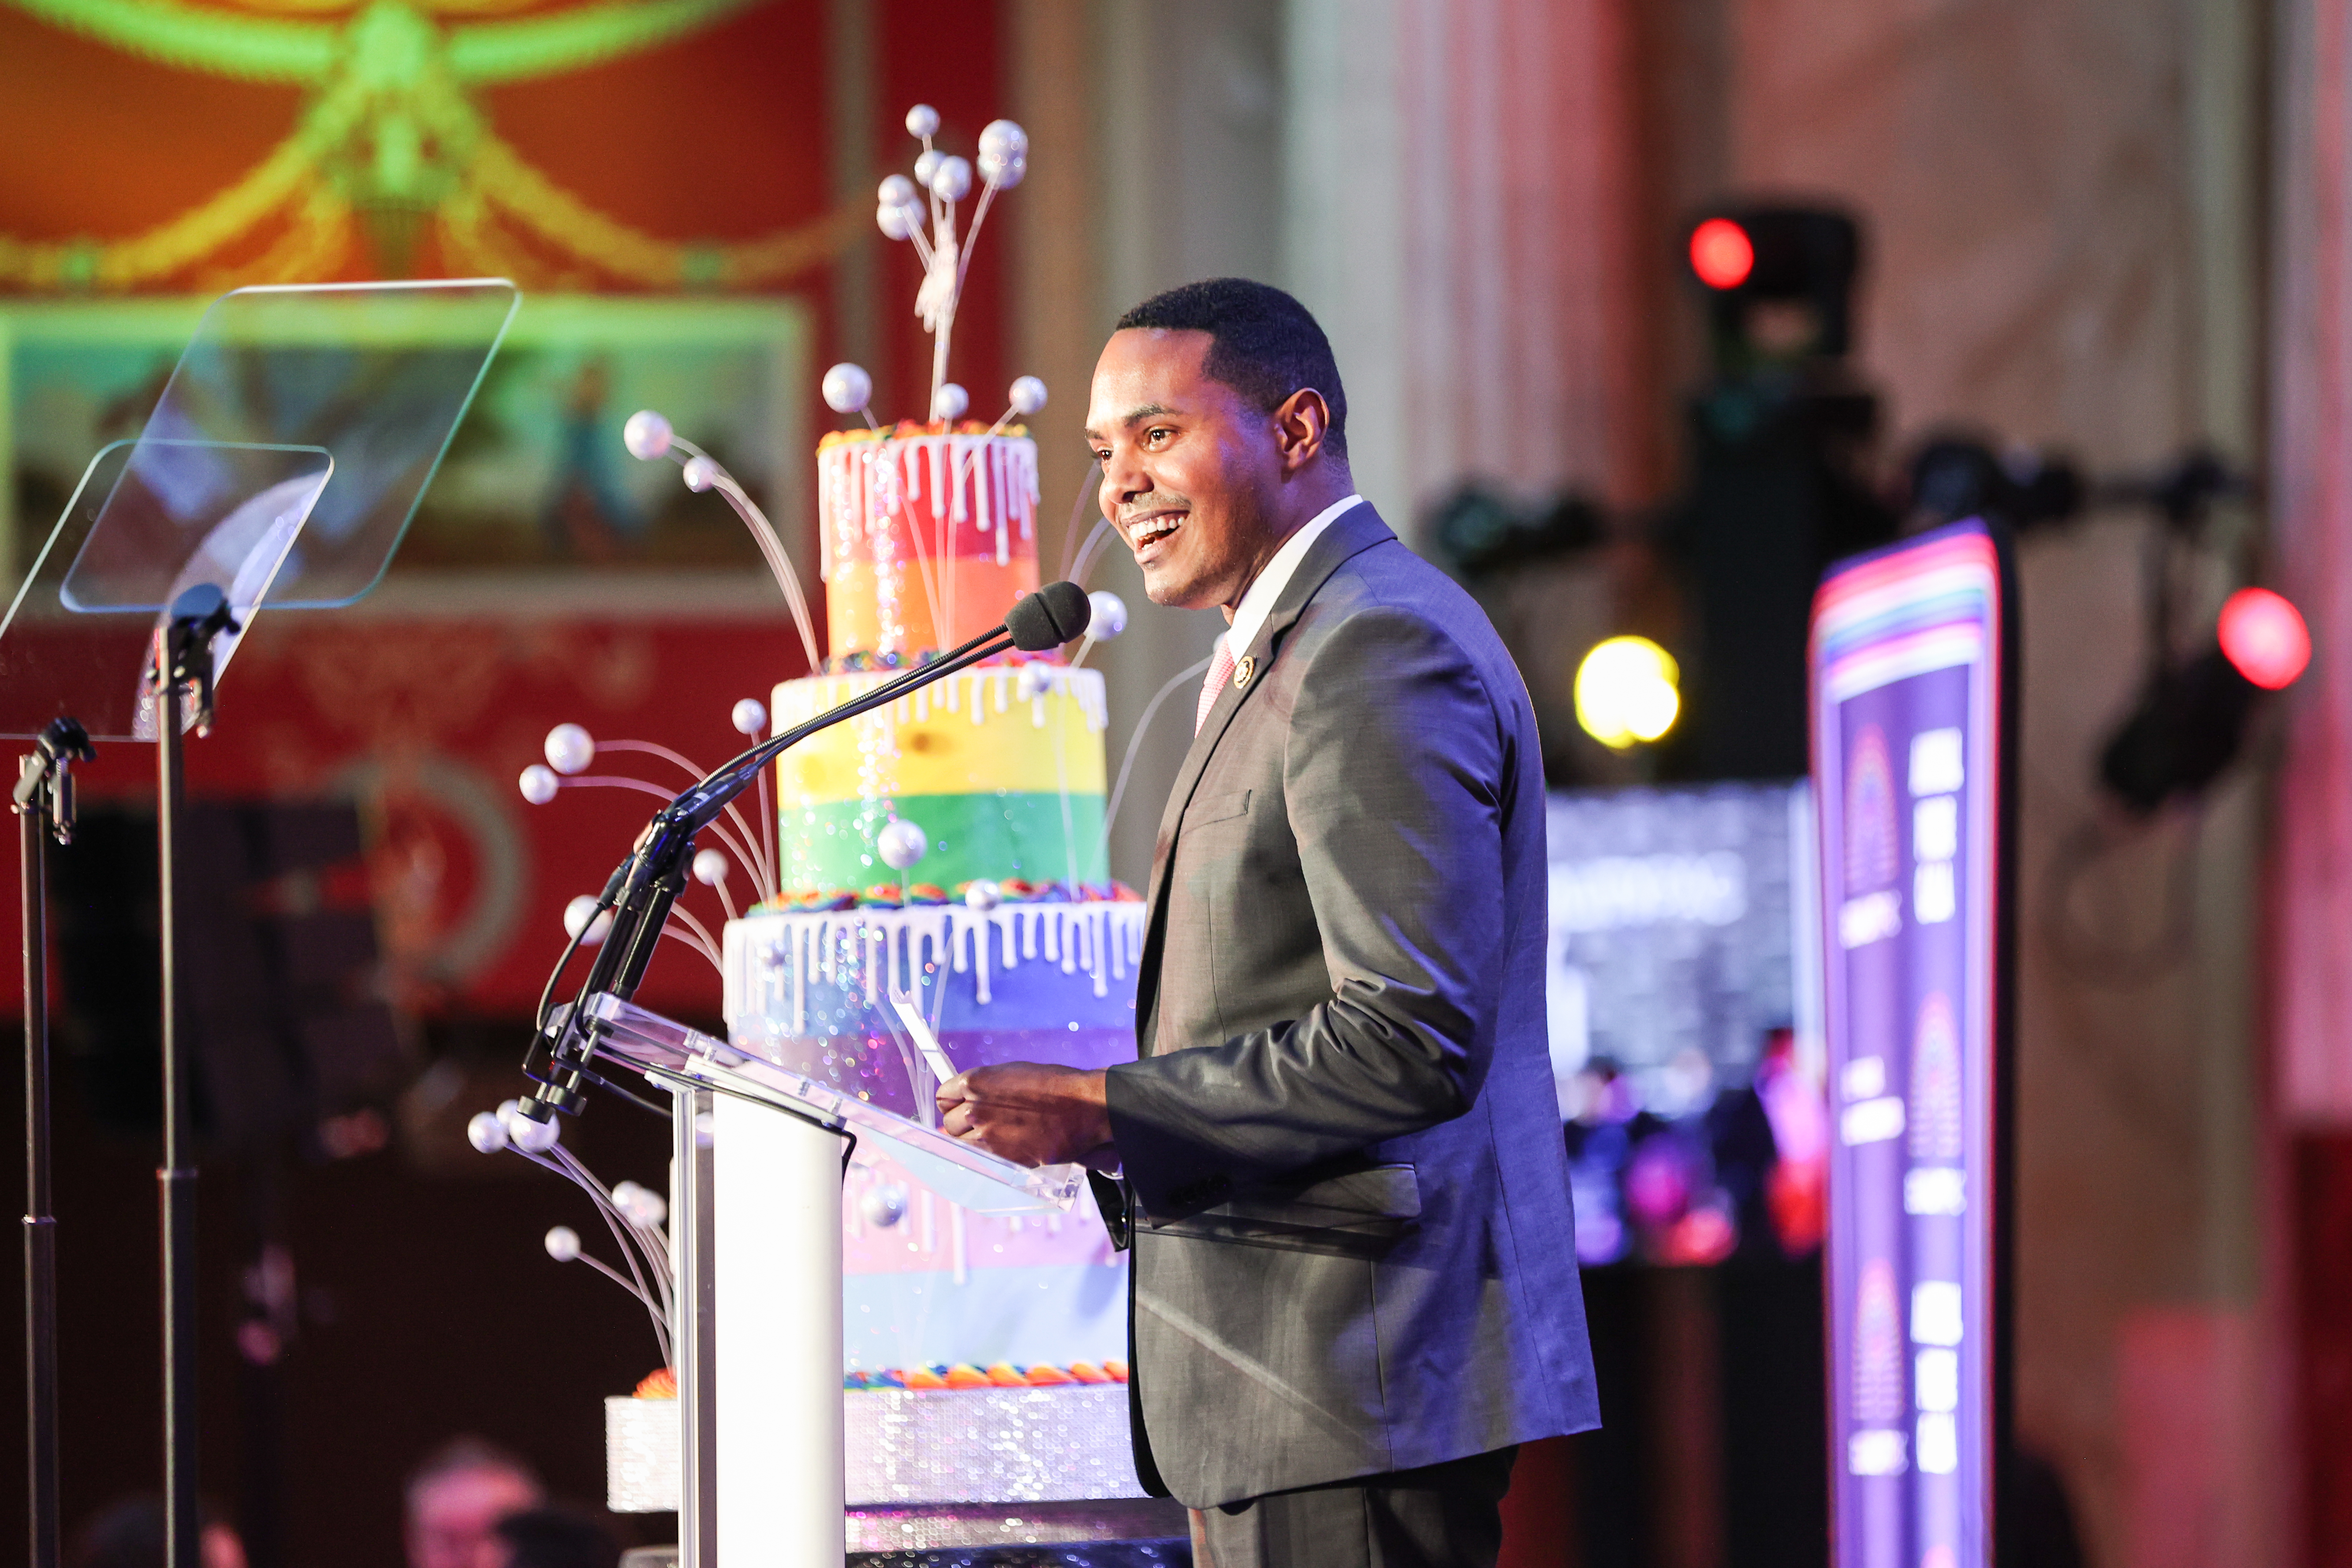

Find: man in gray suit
<box><xmin>938</xmin><ymin>278</ymin><xmax>1598</xmax><ymax>1568</ymax></box>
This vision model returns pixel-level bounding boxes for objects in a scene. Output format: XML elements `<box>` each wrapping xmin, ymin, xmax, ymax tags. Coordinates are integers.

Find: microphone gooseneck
<box><xmin>517</xmin><ymin>582</ymin><xmax>1093</xmax><ymax>1121</ymax></box>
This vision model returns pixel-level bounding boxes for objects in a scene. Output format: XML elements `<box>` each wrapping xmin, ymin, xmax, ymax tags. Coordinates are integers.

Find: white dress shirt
<box><xmin>1221</xmin><ymin>494</ymin><xmax>1364</xmax><ymax>659</ymax></box>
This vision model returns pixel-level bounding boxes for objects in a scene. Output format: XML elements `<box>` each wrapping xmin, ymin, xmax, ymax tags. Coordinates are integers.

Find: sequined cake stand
<box><xmin>581</xmin><ymin>993</ymin><xmax>1088</xmax><ymax>1568</ymax></box>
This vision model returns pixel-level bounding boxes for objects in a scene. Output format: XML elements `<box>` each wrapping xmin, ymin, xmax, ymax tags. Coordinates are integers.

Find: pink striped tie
<box><xmin>1195</xmin><ymin>638</ymin><xmax>1238</xmax><ymax>735</ymax></box>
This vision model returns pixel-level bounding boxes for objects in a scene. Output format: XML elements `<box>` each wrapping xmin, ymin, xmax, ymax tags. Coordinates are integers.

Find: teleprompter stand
<box><xmin>0</xmin><ymin>279</ymin><xmax>518</xmax><ymax>1568</ymax></box>
<box><xmin>13</xmin><ymin>718</ymin><xmax>92</xmax><ymax>1568</ymax></box>
<box><xmin>152</xmin><ymin>585</ymin><xmax>241</xmax><ymax>1568</ymax></box>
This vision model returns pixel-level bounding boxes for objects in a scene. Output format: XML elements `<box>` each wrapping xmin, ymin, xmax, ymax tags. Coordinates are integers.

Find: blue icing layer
<box><xmin>843</xmin><ymin>1260</ymin><xmax>1129</xmax><ymax>1372</ymax></box>
<box><xmin>723</xmin><ymin>903</ymin><xmax>1145</xmax><ymax>1117</ymax></box>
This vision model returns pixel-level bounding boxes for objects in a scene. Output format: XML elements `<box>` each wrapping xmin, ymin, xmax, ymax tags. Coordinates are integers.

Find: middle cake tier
<box><xmin>772</xmin><ymin>662</ymin><xmax>1114</xmax><ymax>898</ymax></box>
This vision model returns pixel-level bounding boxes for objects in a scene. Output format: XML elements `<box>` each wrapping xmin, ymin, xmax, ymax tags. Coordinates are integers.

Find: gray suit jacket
<box><xmin>1103</xmin><ymin>503</ymin><xmax>1600</xmax><ymax>1508</ymax></box>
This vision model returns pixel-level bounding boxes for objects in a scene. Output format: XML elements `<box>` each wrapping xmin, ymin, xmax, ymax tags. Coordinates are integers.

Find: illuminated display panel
<box><xmin>1810</xmin><ymin>520</ymin><xmax>2013</xmax><ymax>1568</ymax></box>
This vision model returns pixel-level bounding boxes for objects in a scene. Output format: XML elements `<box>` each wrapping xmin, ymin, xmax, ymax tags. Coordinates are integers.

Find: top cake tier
<box><xmin>818</xmin><ymin>424</ymin><xmax>1042</xmax><ymax>663</ymax></box>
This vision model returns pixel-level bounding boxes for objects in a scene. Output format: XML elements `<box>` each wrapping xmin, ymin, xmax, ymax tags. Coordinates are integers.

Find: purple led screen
<box><xmin>1811</xmin><ymin>523</ymin><xmax>2005</xmax><ymax>1568</ymax></box>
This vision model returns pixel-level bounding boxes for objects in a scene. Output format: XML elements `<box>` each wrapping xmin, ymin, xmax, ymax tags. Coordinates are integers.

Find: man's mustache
<box><xmin>1116</xmin><ymin>494</ymin><xmax>1190</xmax><ymax>530</ymax></box>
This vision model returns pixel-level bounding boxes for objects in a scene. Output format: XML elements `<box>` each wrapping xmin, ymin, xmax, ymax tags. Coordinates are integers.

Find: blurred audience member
<box><xmin>488</xmin><ymin>1505</ymin><xmax>619</xmax><ymax>1568</ymax></box>
<box><xmin>71</xmin><ymin>1495</ymin><xmax>246</xmax><ymax>1568</ymax></box>
<box><xmin>405</xmin><ymin>1436</ymin><xmax>544</xmax><ymax>1568</ymax></box>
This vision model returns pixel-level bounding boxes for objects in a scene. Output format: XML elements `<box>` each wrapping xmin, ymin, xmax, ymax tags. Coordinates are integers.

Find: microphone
<box><xmin>1006</xmin><ymin>580</ymin><xmax>1092</xmax><ymax>649</ymax></box>
<box><xmin>516</xmin><ymin>581</ymin><xmax>1096</xmax><ymax>1121</ymax></box>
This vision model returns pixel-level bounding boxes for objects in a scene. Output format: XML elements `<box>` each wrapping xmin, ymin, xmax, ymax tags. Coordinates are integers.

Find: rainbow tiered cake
<box><xmin>602</xmin><ymin>103</ymin><xmax>1173</xmax><ymax>1527</ymax></box>
<box><xmin>723</xmin><ymin>417</ymin><xmax>1145</xmax><ymax>1379</ymax></box>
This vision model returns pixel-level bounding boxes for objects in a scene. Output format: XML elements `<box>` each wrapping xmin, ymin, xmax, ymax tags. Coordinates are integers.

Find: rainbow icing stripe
<box><xmin>771</xmin><ymin>662</ymin><xmax>1110</xmax><ymax>897</ymax></box>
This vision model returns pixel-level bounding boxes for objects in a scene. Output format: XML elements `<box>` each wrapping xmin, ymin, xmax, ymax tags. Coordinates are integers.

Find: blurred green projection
<box><xmin>0</xmin><ymin>279</ymin><xmax>518</xmax><ymax>740</ymax></box>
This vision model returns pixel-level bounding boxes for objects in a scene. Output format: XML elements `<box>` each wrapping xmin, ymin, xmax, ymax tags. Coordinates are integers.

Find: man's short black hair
<box><xmin>1115</xmin><ymin>278</ymin><xmax>1349</xmax><ymax>461</ymax></box>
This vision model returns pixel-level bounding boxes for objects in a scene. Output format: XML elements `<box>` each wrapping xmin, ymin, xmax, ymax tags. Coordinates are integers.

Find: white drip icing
<box><xmin>721</xmin><ymin>902</ymin><xmax>1148</xmax><ymax>1038</ymax></box>
<box><xmin>816</xmin><ymin>435</ymin><xmax>1042</xmax><ymax>605</ymax></box>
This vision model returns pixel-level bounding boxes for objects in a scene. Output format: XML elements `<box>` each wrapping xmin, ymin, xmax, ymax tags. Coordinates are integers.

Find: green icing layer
<box><xmin>779</xmin><ymin>791</ymin><xmax>1108</xmax><ymax>893</ymax></box>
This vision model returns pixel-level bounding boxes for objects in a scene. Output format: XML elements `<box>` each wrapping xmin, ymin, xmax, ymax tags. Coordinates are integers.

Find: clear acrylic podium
<box><xmin>578</xmin><ymin>993</ymin><xmax>1084</xmax><ymax>1568</ymax></box>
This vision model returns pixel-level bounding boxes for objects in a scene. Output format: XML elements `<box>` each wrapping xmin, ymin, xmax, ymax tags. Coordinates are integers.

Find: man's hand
<box><xmin>937</xmin><ymin>1062</ymin><xmax>1115</xmax><ymax>1169</ymax></box>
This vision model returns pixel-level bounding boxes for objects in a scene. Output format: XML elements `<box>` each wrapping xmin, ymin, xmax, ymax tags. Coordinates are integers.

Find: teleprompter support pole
<box><xmin>19</xmin><ymin>801</ymin><xmax>56</xmax><ymax>1568</ymax></box>
<box><xmin>157</xmin><ymin>677</ymin><xmax>198</xmax><ymax>1568</ymax></box>
<box><xmin>153</xmin><ymin>587</ymin><xmax>235</xmax><ymax>1568</ymax></box>
<box><xmin>15</xmin><ymin>716</ymin><xmax>92</xmax><ymax>1568</ymax></box>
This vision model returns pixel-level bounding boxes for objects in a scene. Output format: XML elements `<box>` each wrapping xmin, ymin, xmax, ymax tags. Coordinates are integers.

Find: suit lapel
<box><xmin>1130</xmin><ymin>503</ymin><xmax>1396</xmax><ymax>1055</ymax></box>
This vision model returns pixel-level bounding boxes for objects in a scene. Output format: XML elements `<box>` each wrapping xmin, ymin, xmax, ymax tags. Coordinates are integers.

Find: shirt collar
<box><xmin>1223</xmin><ymin>494</ymin><xmax>1363</xmax><ymax>658</ymax></box>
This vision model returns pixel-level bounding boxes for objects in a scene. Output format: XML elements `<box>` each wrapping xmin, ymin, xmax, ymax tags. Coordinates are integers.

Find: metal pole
<box><xmin>21</xmin><ymin>790</ymin><xmax>59</xmax><ymax>1568</ymax></box>
<box><xmin>157</xmin><ymin>674</ymin><xmax>199</xmax><ymax>1568</ymax></box>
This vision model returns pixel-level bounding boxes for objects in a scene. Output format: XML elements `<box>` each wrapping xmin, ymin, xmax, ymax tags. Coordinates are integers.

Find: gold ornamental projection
<box><xmin>0</xmin><ymin>0</ymin><xmax>854</xmax><ymax>290</ymax></box>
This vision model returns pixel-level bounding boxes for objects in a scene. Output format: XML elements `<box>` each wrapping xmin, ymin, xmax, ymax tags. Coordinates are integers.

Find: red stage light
<box><xmin>1690</xmin><ymin>219</ymin><xmax>1755</xmax><ymax>290</ymax></box>
<box><xmin>2217</xmin><ymin>587</ymin><xmax>2311</xmax><ymax>690</ymax></box>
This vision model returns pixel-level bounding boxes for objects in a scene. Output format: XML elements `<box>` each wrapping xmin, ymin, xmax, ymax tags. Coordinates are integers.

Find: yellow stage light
<box><xmin>1575</xmin><ymin>637</ymin><xmax>1681</xmax><ymax>749</ymax></box>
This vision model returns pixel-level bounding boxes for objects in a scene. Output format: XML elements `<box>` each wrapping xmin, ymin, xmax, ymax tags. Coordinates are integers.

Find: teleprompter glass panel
<box><xmin>0</xmin><ymin>440</ymin><xmax>333</xmax><ymax>740</ymax></box>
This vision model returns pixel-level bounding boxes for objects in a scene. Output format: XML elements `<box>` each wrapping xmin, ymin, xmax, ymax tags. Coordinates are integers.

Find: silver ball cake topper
<box><xmin>821</xmin><ymin>362</ymin><xmax>873</xmax><ymax>415</ymax></box>
<box><xmin>622</xmin><ymin>409</ymin><xmax>672</xmax><ymax>460</ymax></box>
<box><xmin>861</xmin><ymin>1182</ymin><xmax>909</xmax><ymax>1229</ymax></box>
<box><xmin>1086</xmin><ymin>590</ymin><xmax>1129</xmax><ymax>640</ymax></box>
<box><xmin>876</xmin><ymin>818</ymin><xmax>929</xmax><ymax>872</ymax></box>
<box><xmin>563</xmin><ymin>895</ymin><xmax>612</xmax><ymax>946</ymax></box>
<box><xmin>544</xmin><ymin>723</ymin><xmax>594</xmax><ymax>775</ymax></box>
<box><xmin>977</xmin><ymin>119</ymin><xmax>1028</xmax><ymax>163</ymax></box>
<box><xmin>855</xmin><ymin>104</ymin><xmax>1036</xmax><ymax>427</ymax></box>
<box><xmin>929</xmin><ymin>154</ymin><xmax>973</xmax><ymax>202</ymax></box>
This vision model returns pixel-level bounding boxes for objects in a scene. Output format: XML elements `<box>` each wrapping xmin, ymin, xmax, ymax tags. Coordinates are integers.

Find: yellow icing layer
<box><xmin>770</xmin><ymin>666</ymin><xmax>1110</xmax><ymax>804</ymax></box>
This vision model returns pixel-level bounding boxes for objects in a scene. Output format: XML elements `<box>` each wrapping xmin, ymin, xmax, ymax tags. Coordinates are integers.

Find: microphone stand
<box><xmin>517</xmin><ymin>622</ymin><xmax>1018</xmax><ymax>1123</ymax></box>
<box><xmin>13</xmin><ymin>716</ymin><xmax>93</xmax><ymax>1568</ymax></box>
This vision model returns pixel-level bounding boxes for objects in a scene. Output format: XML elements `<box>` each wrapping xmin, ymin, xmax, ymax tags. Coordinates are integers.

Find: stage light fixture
<box><xmin>1666</xmin><ymin>203</ymin><xmax>1888</xmax><ymax>780</ymax></box>
<box><xmin>1690</xmin><ymin>218</ymin><xmax>1755</xmax><ymax>291</ymax></box>
<box><xmin>1575</xmin><ymin>636</ymin><xmax>1681</xmax><ymax>750</ymax></box>
<box><xmin>1903</xmin><ymin>436</ymin><xmax>2085</xmax><ymax>533</ymax></box>
<box><xmin>1429</xmin><ymin>484</ymin><xmax>1605</xmax><ymax>577</ymax></box>
<box><xmin>2098</xmin><ymin>588</ymin><xmax>2310</xmax><ymax>812</ymax></box>
<box><xmin>1682</xmin><ymin>205</ymin><xmax>1861</xmax><ymax>362</ymax></box>
<box><xmin>2216</xmin><ymin>587</ymin><xmax>2310</xmax><ymax>690</ymax></box>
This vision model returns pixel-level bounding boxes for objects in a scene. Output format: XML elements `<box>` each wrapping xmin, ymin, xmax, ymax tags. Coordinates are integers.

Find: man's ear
<box><xmin>1271</xmin><ymin>387</ymin><xmax>1333</xmax><ymax>475</ymax></box>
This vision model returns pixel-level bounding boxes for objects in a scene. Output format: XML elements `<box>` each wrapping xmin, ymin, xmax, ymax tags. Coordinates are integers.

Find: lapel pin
<box><xmin>1234</xmin><ymin>654</ymin><xmax>1256</xmax><ymax>689</ymax></box>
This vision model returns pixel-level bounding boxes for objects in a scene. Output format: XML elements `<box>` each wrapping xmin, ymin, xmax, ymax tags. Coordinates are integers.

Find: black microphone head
<box><xmin>1006</xmin><ymin>581</ymin><xmax>1092</xmax><ymax>651</ymax></box>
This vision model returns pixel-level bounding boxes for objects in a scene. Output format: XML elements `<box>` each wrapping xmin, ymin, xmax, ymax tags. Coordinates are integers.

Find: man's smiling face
<box><xmin>1085</xmin><ymin>328</ymin><xmax>1290</xmax><ymax>611</ymax></box>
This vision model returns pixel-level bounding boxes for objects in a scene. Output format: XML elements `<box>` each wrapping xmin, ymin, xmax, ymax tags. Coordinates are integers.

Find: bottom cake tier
<box><xmin>606</xmin><ymin>1384</ymin><xmax>1157</xmax><ymax>1511</ymax></box>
